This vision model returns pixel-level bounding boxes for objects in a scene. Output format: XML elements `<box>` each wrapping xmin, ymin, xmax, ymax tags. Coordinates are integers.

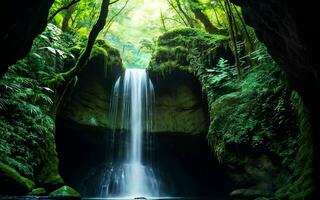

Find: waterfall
<box><xmin>104</xmin><ymin>68</ymin><xmax>160</xmax><ymax>198</ymax></box>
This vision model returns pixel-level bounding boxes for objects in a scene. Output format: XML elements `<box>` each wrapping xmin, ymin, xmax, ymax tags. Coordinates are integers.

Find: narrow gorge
<box><xmin>0</xmin><ymin>1</ymin><xmax>317</xmax><ymax>200</ymax></box>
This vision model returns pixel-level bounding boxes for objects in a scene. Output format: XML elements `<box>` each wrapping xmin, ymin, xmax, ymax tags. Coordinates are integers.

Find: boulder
<box><xmin>61</xmin><ymin>39</ymin><xmax>208</xmax><ymax>135</ymax></box>
<box><xmin>149</xmin><ymin>71</ymin><xmax>208</xmax><ymax>134</ymax></box>
<box><xmin>61</xmin><ymin>40</ymin><xmax>124</xmax><ymax>129</ymax></box>
<box><xmin>49</xmin><ymin>185</ymin><xmax>81</xmax><ymax>198</ymax></box>
<box><xmin>28</xmin><ymin>188</ymin><xmax>46</xmax><ymax>196</ymax></box>
<box><xmin>0</xmin><ymin>162</ymin><xmax>35</xmax><ymax>195</ymax></box>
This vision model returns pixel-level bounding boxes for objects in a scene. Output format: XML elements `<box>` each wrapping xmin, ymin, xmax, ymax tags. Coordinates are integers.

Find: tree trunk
<box><xmin>190</xmin><ymin>0</ymin><xmax>219</xmax><ymax>33</ymax></box>
<box><xmin>167</xmin><ymin>0</ymin><xmax>189</xmax><ymax>26</ymax></box>
<box><xmin>231</xmin><ymin>4</ymin><xmax>253</xmax><ymax>51</ymax></box>
<box><xmin>175</xmin><ymin>0</ymin><xmax>196</xmax><ymax>27</ymax></box>
<box><xmin>61</xmin><ymin>3</ymin><xmax>76</xmax><ymax>32</ymax></box>
<box><xmin>160</xmin><ymin>9</ymin><xmax>167</xmax><ymax>32</ymax></box>
<box><xmin>212</xmin><ymin>6</ymin><xmax>222</xmax><ymax>26</ymax></box>
<box><xmin>224</xmin><ymin>0</ymin><xmax>242</xmax><ymax>79</ymax></box>
<box><xmin>48</xmin><ymin>0</ymin><xmax>80</xmax><ymax>22</ymax></box>
<box><xmin>50</xmin><ymin>0</ymin><xmax>111</xmax><ymax>116</ymax></box>
<box><xmin>60</xmin><ymin>0</ymin><xmax>110</xmax><ymax>82</ymax></box>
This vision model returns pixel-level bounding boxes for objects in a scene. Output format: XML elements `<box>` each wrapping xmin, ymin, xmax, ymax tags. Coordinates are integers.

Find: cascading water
<box><xmin>102</xmin><ymin>68</ymin><xmax>160</xmax><ymax>198</ymax></box>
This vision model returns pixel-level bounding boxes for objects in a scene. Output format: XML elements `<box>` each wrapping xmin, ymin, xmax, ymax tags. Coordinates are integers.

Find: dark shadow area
<box><xmin>56</xmin><ymin>119</ymin><xmax>234</xmax><ymax>199</ymax></box>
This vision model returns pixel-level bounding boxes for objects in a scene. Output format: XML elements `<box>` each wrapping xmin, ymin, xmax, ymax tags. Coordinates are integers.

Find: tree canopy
<box><xmin>48</xmin><ymin>0</ymin><xmax>252</xmax><ymax>68</ymax></box>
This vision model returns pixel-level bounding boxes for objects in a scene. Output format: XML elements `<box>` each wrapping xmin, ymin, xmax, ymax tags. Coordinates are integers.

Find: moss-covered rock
<box><xmin>60</xmin><ymin>39</ymin><xmax>124</xmax><ymax>128</ymax></box>
<box><xmin>229</xmin><ymin>188</ymin><xmax>273</xmax><ymax>199</ymax></box>
<box><xmin>150</xmin><ymin>71</ymin><xmax>208</xmax><ymax>134</ymax></box>
<box><xmin>149</xmin><ymin>28</ymin><xmax>314</xmax><ymax>200</ymax></box>
<box><xmin>0</xmin><ymin>84</ymin><xmax>63</xmax><ymax>190</ymax></box>
<box><xmin>61</xmin><ymin>37</ymin><xmax>208</xmax><ymax>135</ymax></box>
<box><xmin>274</xmin><ymin>92</ymin><xmax>314</xmax><ymax>200</ymax></box>
<box><xmin>0</xmin><ymin>162</ymin><xmax>35</xmax><ymax>194</ymax></box>
<box><xmin>49</xmin><ymin>185</ymin><xmax>81</xmax><ymax>198</ymax></box>
<box><xmin>0</xmin><ymin>24</ymin><xmax>67</xmax><ymax>194</ymax></box>
<box><xmin>28</xmin><ymin>187</ymin><xmax>46</xmax><ymax>195</ymax></box>
<box><xmin>149</xmin><ymin>28</ymin><xmax>229</xmax><ymax>74</ymax></box>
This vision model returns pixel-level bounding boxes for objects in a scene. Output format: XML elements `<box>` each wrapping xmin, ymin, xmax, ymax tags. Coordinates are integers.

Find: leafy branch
<box><xmin>49</xmin><ymin>0</ymin><xmax>111</xmax><ymax>115</ymax></box>
<box><xmin>48</xmin><ymin>0</ymin><xmax>81</xmax><ymax>21</ymax></box>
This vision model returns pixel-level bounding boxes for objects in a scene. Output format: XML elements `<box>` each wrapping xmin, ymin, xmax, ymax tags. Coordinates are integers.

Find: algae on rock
<box><xmin>49</xmin><ymin>185</ymin><xmax>81</xmax><ymax>198</ymax></box>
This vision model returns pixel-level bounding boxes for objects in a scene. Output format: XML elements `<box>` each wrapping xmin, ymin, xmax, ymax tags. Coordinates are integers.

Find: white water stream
<box><xmin>104</xmin><ymin>68</ymin><xmax>160</xmax><ymax>198</ymax></box>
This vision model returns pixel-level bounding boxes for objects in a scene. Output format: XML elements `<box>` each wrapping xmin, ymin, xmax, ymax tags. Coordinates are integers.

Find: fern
<box><xmin>34</xmin><ymin>93</ymin><xmax>53</xmax><ymax>105</ymax></box>
<box><xmin>0</xmin><ymin>23</ymin><xmax>72</xmax><ymax>132</ymax></box>
<box><xmin>217</xmin><ymin>57</ymin><xmax>229</xmax><ymax>68</ymax></box>
<box><xmin>0</xmin><ymin>23</ymin><xmax>79</xmax><ymax>179</ymax></box>
<box><xmin>0</xmin><ymin>98</ymin><xmax>10</xmax><ymax>111</ymax></box>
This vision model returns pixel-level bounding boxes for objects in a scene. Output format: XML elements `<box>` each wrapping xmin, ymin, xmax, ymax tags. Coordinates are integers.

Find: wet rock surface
<box><xmin>230</xmin><ymin>1</ymin><xmax>319</xmax><ymax>197</ymax></box>
<box><xmin>1</xmin><ymin>0</ymin><xmax>54</xmax><ymax>77</ymax></box>
<box><xmin>49</xmin><ymin>186</ymin><xmax>80</xmax><ymax>198</ymax></box>
<box><xmin>149</xmin><ymin>71</ymin><xmax>209</xmax><ymax>134</ymax></box>
<box><xmin>60</xmin><ymin>56</ymin><xmax>208</xmax><ymax>135</ymax></box>
<box><xmin>147</xmin><ymin>28</ymin><xmax>314</xmax><ymax>200</ymax></box>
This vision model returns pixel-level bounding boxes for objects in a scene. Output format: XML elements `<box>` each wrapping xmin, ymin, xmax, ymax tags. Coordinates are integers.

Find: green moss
<box><xmin>90</xmin><ymin>39</ymin><xmax>124</xmax><ymax>73</ymax></box>
<box><xmin>274</xmin><ymin>92</ymin><xmax>314</xmax><ymax>200</ymax></box>
<box><xmin>149</xmin><ymin>28</ymin><xmax>313</xmax><ymax>199</ymax></box>
<box><xmin>0</xmin><ymin>162</ymin><xmax>35</xmax><ymax>194</ymax></box>
<box><xmin>158</xmin><ymin>28</ymin><xmax>228</xmax><ymax>47</ymax></box>
<box><xmin>148</xmin><ymin>28</ymin><xmax>228</xmax><ymax>74</ymax></box>
<box><xmin>0</xmin><ymin>23</ymin><xmax>70</xmax><ymax>194</ymax></box>
<box><xmin>49</xmin><ymin>185</ymin><xmax>81</xmax><ymax>198</ymax></box>
<box><xmin>28</xmin><ymin>188</ymin><xmax>46</xmax><ymax>195</ymax></box>
<box><xmin>207</xmin><ymin>64</ymin><xmax>297</xmax><ymax>159</ymax></box>
<box><xmin>60</xmin><ymin>38</ymin><xmax>125</xmax><ymax>128</ymax></box>
<box><xmin>91</xmin><ymin>46</ymin><xmax>109</xmax><ymax>58</ymax></box>
<box><xmin>37</xmin><ymin>155</ymin><xmax>64</xmax><ymax>187</ymax></box>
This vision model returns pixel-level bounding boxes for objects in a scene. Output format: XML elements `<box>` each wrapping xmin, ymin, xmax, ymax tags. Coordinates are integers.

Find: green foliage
<box><xmin>0</xmin><ymin>162</ymin><xmax>35</xmax><ymax>194</ymax></box>
<box><xmin>0</xmin><ymin>23</ymin><xmax>73</xmax><ymax>186</ymax></box>
<box><xmin>28</xmin><ymin>188</ymin><xmax>46</xmax><ymax>196</ymax></box>
<box><xmin>149</xmin><ymin>28</ymin><xmax>228</xmax><ymax>74</ymax></box>
<box><xmin>139</xmin><ymin>38</ymin><xmax>157</xmax><ymax>54</ymax></box>
<box><xmin>49</xmin><ymin>185</ymin><xmax>81</xmax><ymax>197</ymax></box>
<box><xmin>50</xmin><ymin>0</ymin><xmax>100</xmax><ymax>34</ymax></box>
<box><xmin>90</xmin><ymin>40</ymin><xmax>125</xmax><ymax>76</ymax></box>
<box><xmin>149</xmin><ymin>28</ymin><xmax>312</xmax><ymax>198</ymax></box>
<box><xmin>207</xmin><ymin>63</ymin><xmax>298</xmax><ymax>158</ymax></box>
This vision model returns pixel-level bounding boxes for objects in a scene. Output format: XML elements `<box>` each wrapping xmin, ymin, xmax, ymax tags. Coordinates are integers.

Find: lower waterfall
<box><xmin>102</xmin><ymin>68</ymin><xmax>160</xmax><ymax>198</ymax></box>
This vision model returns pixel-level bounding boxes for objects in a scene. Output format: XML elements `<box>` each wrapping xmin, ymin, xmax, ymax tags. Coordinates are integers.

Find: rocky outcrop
<box><xmin>229</xmin><ymin>1</ymin><xmax>319</xmax><ymax>198</ymax></box>
<box><xmin>60</xmin><ymin>40</ymin><xmax>124</xmax><ymax>128</ymax></box>
<box><xmin>60</xmin><ymin>40</ymin><xmax>209</xmax><ymax>135</ymax></box>
<box><xmin>0</xmin><ymin>162</ymin><xmax>35</xmax><ymax>195</ymax></box>
<box><xmin>148</xmin><ymin>28</ymin><xmax>313</xmax><ymax>199</ymax></box>
<box><xmin>1</xmin><ymin>0</ymin><xmax>54</xmax><ymax>77</ymax></box>
<box><xmin>49</xmin><ymin>185</ymin><xmax>81</xmax><ymax>198</ymax></box>
<box><xmin>149</xmin><ymin>71</ymin><xmax>208</xmax><ymax>134</ymax></box>
<box><xmin>231</xmin><ymin>1</ymin><xmax>319</xmax><ymax>107</ymax></box>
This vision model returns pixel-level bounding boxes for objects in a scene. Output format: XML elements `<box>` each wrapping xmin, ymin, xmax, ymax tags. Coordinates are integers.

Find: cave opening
<box><xmin>56</xmin><ymin>122</ymin><xmax>234</xmax><ymax>199</ymax></box>
<box><xmin>56</xmin><ymin>70</ymin><xmax>234</xmax><ymax>199</ymax></box>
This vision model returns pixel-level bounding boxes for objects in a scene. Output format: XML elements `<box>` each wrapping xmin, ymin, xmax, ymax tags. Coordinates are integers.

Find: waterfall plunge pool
<box><xmin>82</xmin><ymin>197</ymin><xmax>224</xmax><ymax>200</ymax></box>
<box><xmin>56</xmin><ymin>69</ymin><xmax>233</xmax><ymax>199</ymax></box>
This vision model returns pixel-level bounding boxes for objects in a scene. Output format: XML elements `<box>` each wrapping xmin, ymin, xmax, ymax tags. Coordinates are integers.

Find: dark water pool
<box><xmin>0</xmin><ymin>196</ymin><xmax>224</xmax><ymax>200</ymax></box>
<box><xmin>82</xmin><ymin>197</ymin><xmax>224</xmax><ymax>200</ymax></box>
